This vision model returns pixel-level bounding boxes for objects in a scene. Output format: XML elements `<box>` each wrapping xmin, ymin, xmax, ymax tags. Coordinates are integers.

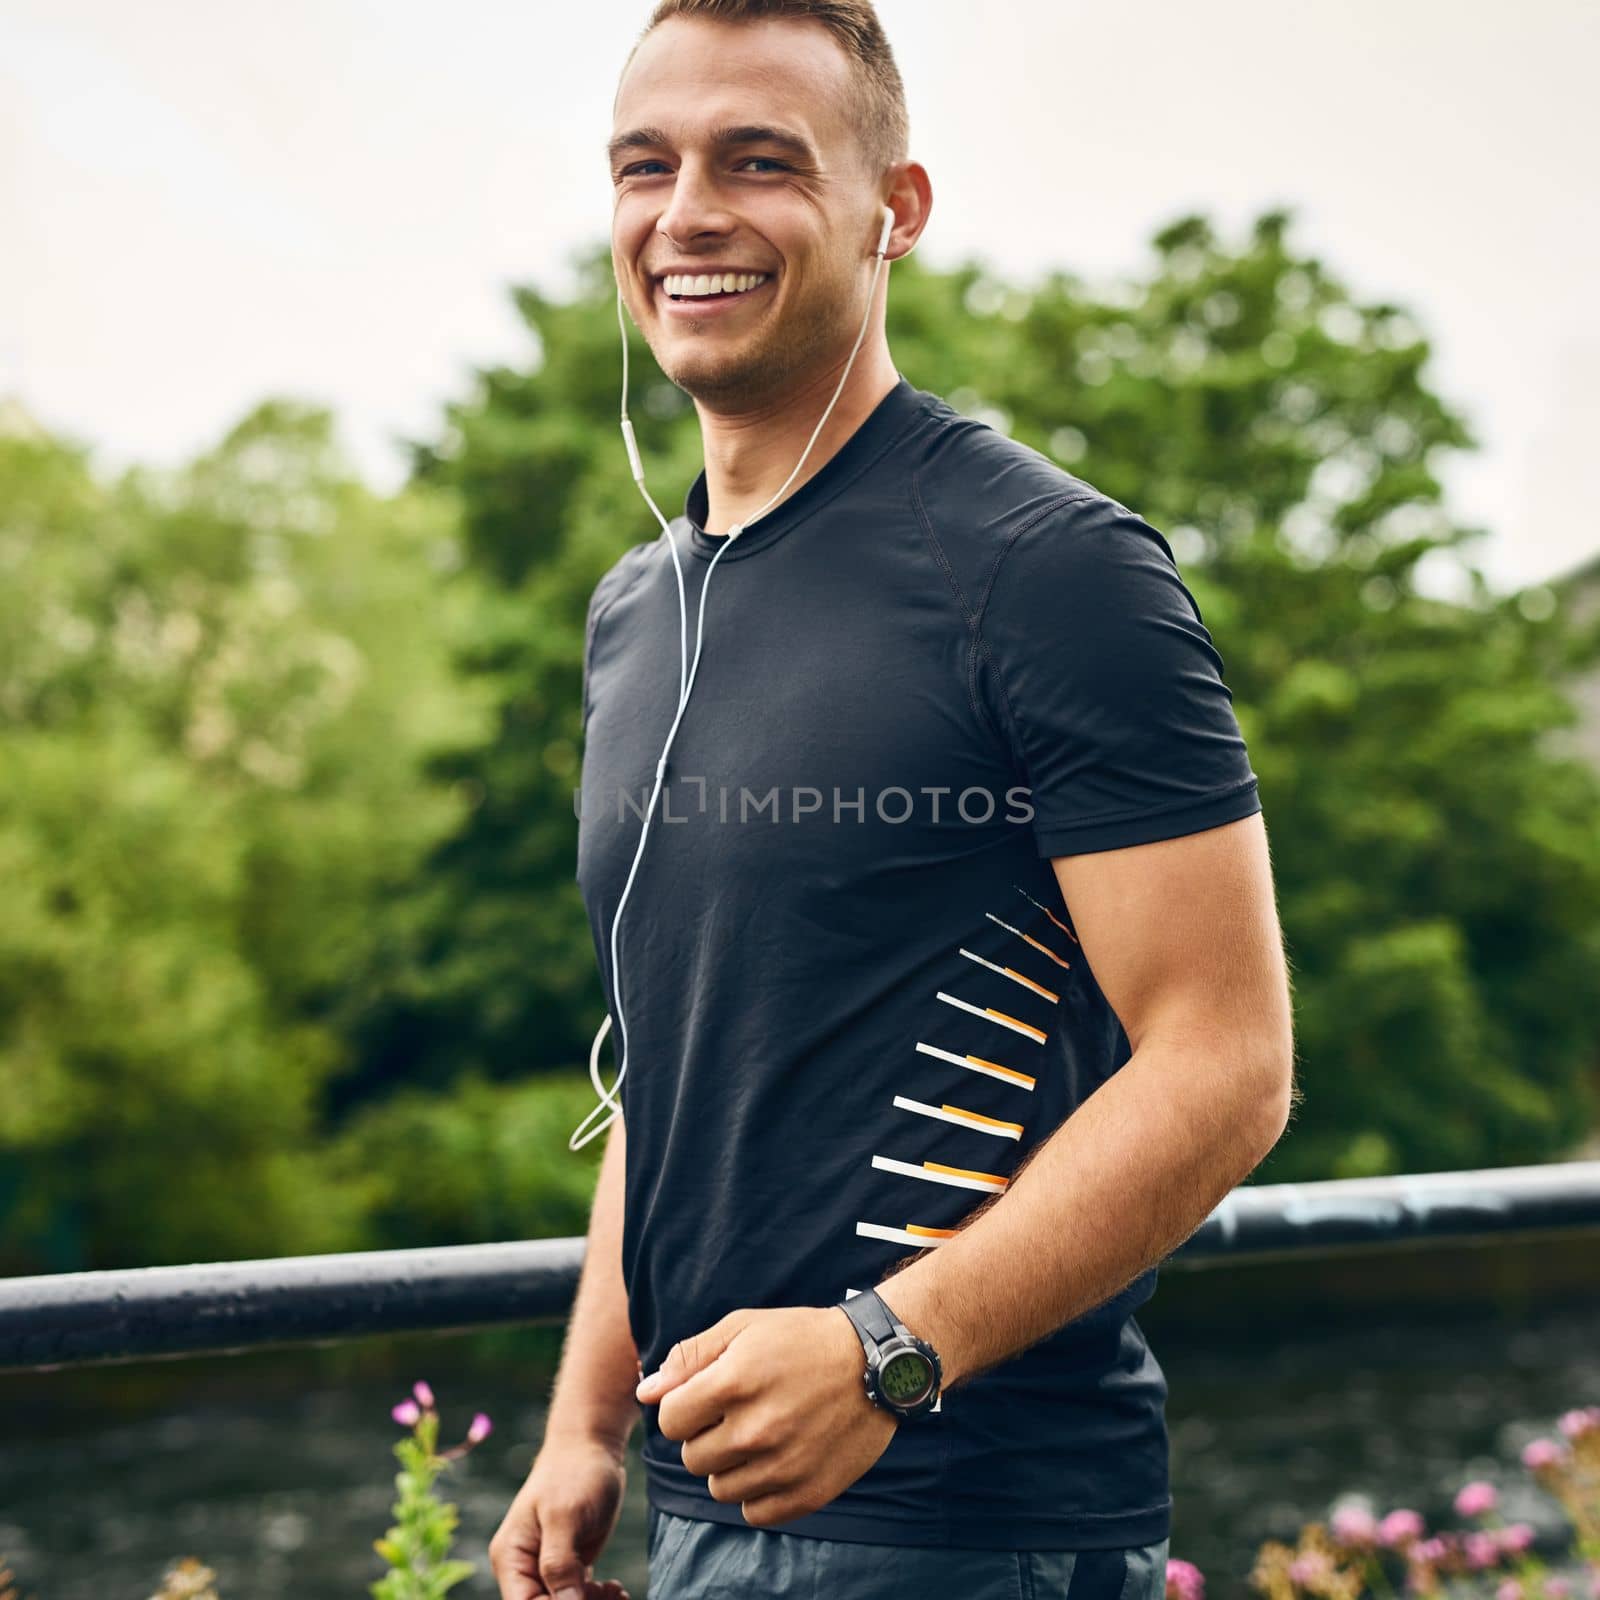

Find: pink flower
<box><xmin>1558</xmin><ymin>1408</ymin><xmax>1600</xmax><ymax>1441</ymax></box>
<box><xmin>1380</xmin><ymin>1510</ymin><xmax>1426</xmax><ymax>1548</ymax></box>
<box><xmin>466</xmin><ymin>1412</ymin><xmax>493</xmax><ymax>1445</ymax></box>
<box><xmin>1522</xmin><ymin>1438</ymin><xmax>1568</xmax><ymax>1471</ymax></box>
<box><xmin>1165</xmin><ymin>1557</ymin><xmax>1205</xmax><ymax>1600</ymax></box>
<box><xmin>1411</xmin><ymin>1537</ymin><xmax>1449</xmax><ymax>1566</ymax></box>
<box><xmin>1455</xmin><ymin>1481</ymin><xmax>1499</xmax><ymax>1518</ymax></box>
<box><xmin>1545</xmin><ymin>1579</ymin><xmax>1573</xmax><ymax>1600</ymax></box>
<box><xmin>1290</xmin><ymin>1552</ymin><xmax>1334</xmax><ymax>1585</ymax></box>
<box><xmin>1496</xmin><ymin>1582</ymin><xmax>1523</xmax><ymax>1600</ymax></box>
<box><xmin>391</xmin><ymin>1398</ymin><xmax>422</xmax><ymax>1427</ymax></box>
<box><xmin>413</xmin><ymin>1380</ymin><xmax>435</xmax><ymax>1410</ymax></box>
<box><xmin>1464</xmin><ymin>1532</ymin><xmax>1502</xmax><ymax>1571</ymax></box>
<box><xmin>1331</xmin><ymin>1504</ymin><xmax>1380</xmax><ymax>1548</ymax></box>
<box><xmin>1496</xmin><ymin>1523</ymin><xmax>1536</xmax><ymax>1556</ymax></box>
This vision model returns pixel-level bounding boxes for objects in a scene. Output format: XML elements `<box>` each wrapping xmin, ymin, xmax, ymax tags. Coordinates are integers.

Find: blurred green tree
<box><xmin>3</xmin><ymin>206</ymin><xmax>1596</xmax><ymax>1275</ymax></box>
<box><xmin>403</xmin><ymin>207</ymin><xmax>1600</xmax><ymax>1183</ymax></box>
<box><xmin>0</xmin><ymin>404</ymin><xmax>489</xmax><ymax>1270</ymax></box>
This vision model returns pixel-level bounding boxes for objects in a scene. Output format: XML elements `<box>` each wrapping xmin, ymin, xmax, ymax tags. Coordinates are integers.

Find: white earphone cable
<box><xmin>569</xmin><ymin>204</ymin><xmax>897</xmax><ymax>1152</ymax></box>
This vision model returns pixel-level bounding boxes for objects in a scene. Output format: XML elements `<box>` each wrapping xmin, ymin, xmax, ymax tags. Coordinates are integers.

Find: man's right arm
<box><xmin>542</xmin><ymin>1110</ymin><xmax>639</xmax><ymax>1461</ymax></box>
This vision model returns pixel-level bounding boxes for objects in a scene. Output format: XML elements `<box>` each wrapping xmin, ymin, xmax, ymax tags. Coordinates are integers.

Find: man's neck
<box><xmin>696</xmin><ymin>350</ymin><xmax>900</xmax><ymax>536</ymax></box>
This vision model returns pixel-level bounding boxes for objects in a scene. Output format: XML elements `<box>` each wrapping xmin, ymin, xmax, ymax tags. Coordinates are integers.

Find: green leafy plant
<box><xmin>371</xmin><ymin>1380</ymin><xmax>494</xmax><ymax>1599</ymax></box>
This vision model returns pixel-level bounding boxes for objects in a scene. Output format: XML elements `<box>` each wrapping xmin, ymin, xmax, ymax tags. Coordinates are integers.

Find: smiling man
<box><xmin>487</xmin><ymin>3</ymin><xmax>1297</xmax><ymax>1599</ymax></box>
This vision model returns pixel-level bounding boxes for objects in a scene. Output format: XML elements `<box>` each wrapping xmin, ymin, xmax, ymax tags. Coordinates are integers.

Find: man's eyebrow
<box><xmin>606</xmin><ymin>123</ymin><xmax>820</xmax><ymax>169</ymax></box>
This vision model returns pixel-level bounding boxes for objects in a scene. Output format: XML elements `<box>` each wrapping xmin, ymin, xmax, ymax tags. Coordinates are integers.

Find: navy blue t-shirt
<box><xmin>575</xmin><ymin>375</ymin><xmax>1261</xmax><ymax>1549</ymax></box>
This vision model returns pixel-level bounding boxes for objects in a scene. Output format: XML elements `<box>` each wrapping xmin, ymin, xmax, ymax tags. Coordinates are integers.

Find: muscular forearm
<box><xmin>542</xmin><ymin>1111</ymin><xmax>640</xmax><ymax>1461</ymax></box>
<box><xmin>878</xmin><ymin>1038</ymin><xmax>1290</xmax><ymax>1391</ymax></box>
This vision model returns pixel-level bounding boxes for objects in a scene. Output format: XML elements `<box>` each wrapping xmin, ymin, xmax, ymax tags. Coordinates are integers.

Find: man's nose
<box><xmin>654</xmin><ymin>159</ymin><xmax>737</xmax><ymax>252</ymax></box>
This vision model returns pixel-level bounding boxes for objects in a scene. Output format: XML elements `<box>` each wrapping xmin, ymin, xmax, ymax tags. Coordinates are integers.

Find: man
<box><xmin>490</xmin><ymin>2</ymin><xmax>1296</xmax><ymax>1597</ymax></box>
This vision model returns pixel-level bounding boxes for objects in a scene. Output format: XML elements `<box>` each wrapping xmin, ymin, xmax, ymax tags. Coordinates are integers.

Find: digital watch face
<box><xmin>880</xmin><ymin>1348</ymin><xmax>934</xmax><ymax>1407</ymax></box>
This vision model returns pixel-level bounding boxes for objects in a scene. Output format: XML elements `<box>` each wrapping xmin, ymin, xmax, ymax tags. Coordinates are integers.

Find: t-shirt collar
<box><xmin>681</xmin><ymin>373</ymin><xmax>924</xmax><ymax>561</ymax></box>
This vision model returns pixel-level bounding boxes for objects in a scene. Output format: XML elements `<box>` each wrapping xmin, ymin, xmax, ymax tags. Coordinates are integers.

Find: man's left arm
<box><xmin>880</xmin><ymin>806</ymin><xmax>1297</xmax><ymax>1389</ymax></box>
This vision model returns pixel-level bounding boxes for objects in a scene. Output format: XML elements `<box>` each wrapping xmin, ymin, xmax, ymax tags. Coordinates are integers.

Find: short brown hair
<box><xmin>621</xmin><ymin>0</ymin><xmax>909</xmax><ymax>182</ymax></box>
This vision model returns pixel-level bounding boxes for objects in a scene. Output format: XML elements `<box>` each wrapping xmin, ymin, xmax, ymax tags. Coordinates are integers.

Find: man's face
<box><xmin>608</xmin><ymin>17</ymin><xmax>878</xmax><ymax>411</ymax></box>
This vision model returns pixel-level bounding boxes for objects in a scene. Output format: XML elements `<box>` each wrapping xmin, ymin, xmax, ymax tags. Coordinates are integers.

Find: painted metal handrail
<box><xmin>4</xmin><ymin>1161</ymin><xmax>1597</xmax><ymax>1374</ymax></box>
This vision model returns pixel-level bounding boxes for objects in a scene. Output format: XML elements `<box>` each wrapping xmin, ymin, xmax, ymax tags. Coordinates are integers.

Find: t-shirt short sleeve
<box><xmin>974</xmin><ymin>493</ymin><xmax>1261</xmax><ymax>858</ymax></box>
<box><xmin>582</xmin><ymin>575</ymin><xmax>609</xmax><ymax>732</ymax></box>
<box><xmin>582</xmin><ymin>540</ymin><xmax>653</xmax><ymax>731</ymax></box>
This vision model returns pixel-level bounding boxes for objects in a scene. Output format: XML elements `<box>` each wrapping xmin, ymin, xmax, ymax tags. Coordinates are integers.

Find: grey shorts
<box><xmin>645</xmin><ymin>1505</ymin><xmax>1171</xmax><ymax>1600</ymax></box>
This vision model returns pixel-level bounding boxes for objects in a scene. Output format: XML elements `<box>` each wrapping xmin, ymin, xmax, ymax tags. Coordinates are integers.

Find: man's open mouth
<box><xmin>659</xmin><ymin>271</ymin><xmax>772</xmax><ymax>303</ymax></box>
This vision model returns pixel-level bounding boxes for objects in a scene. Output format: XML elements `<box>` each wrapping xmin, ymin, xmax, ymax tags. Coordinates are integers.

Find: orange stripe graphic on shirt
<box><xmin>895</xmin><ymin>1095</ymin><xmax>1025</xmax><ymax>1138</ymax></box>
<box><xmin>942</xmin><ymin>1103</ymin><xmax>1025</xmax><ymax>1133</ymax></box>
<box><xmin>967</xmin><ymin>1054</ymin><xmax>1036</xmax><ymax>1088</ymax></box>
<box><xmin>1002</xmin><ymin>965</ymin><xmax>1059</xmax><ymax>1000</ymax></box>
<box><xmin>1014</xmin><ymin>884</ymin><xmax>1081</xmax><ymax>945</ymax></box>
<box><xmin>959</xmin><ymin>946</ymin><xmax>1060</xmax><ymax>1002</ymax></box>
<box><xmin>982</xmin><ymin>1006</ymin><xmax>1047</xmax><ymax>1045</ymax></box>
<box><xmin>914</xmin><ymin>1042</ymin><xmax>1038</xmax><ymax>1090</ymax></box>
<box><xmin>936</xmin><ymin>990</ymin><xmax>1049</xmax><ymax>1044</ymax></box>
<box><xmin>925</xmin><ymin>1160</ymin><xmax>1009</xmax><ymax>1186</ymax></box>
<box><xmin>984</xmin><ymin>911</ymin><xmax>1071</xmax><ymax>970</ymax></box>
<box><xmin>857</xmin><ymin>1220</ymin><xmax>952</xmax><ymax>1248</ymax></box>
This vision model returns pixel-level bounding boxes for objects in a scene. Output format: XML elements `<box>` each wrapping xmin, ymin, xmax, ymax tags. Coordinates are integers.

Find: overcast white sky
<box><xmin>3</xmin><ymin>0</ymin><xmax>1596</xmax><ymax>592</ymax></box>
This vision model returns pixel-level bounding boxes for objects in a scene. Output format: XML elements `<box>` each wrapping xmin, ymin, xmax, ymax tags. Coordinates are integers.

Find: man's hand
<box><xmin>488</xmin><ymin>1433</ymin><xmax>634</xmax><ymax>1600</ymax></box>
<box><xmin>635</xmin><ymin>1305</ymin><xmax>899</xmax><ymax>1528</ymax></box>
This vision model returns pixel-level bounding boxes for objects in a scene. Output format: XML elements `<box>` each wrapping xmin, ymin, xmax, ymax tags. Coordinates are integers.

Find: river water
<box><xmin>2</xmin><ymin>1294</ymin><xmax>1596</xmax><ymax>1599</ymax></box>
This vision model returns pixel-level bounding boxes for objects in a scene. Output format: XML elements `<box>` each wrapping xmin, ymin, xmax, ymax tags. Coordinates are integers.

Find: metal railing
<box><xmin>4</xmin><ymin>1161</ymin><xmax>1598</xmax><ymax>1375</ymax></box>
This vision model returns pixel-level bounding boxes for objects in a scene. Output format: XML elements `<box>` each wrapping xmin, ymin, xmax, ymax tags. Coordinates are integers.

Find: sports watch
<box><xmin>834</xmin><ymin>1287</ymin><xmax>944</xmax><ymax>1421</ymax></box>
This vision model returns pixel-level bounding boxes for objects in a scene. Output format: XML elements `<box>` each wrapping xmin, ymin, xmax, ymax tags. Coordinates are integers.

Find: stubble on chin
<box><xmin>653</xmin><ymin>291</ymin><xmax>850</xmax><ymax>412</ymax></box>
<box><xmin>662</xmin><ymin>340</ymin><xmax>792</xmax><ymax>411</ymax></box>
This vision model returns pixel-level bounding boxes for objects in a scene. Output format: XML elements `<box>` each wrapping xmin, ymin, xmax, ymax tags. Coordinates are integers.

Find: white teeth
<box><xmin>662</xmin><ymin>271</ymin><xmax>770</xmax><ymax>298</ymax></box>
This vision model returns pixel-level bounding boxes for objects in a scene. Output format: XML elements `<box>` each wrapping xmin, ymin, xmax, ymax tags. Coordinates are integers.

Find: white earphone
<box><xmin>569</xmin><ymin>203</ymin><xmax>897</xmax><ymax>1152</ymax></box>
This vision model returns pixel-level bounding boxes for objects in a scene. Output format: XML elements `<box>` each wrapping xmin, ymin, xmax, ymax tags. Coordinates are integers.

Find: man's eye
<box><xmin>620</xmin><ymin>157</ymin><xmax>790</xmax><ymax>177</ymax></box>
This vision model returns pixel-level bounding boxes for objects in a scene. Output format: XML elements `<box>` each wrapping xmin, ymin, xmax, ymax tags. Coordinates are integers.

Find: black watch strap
<box><xmin>837</xmin><ymin>1287</ymin><xmax>943</xmax><ymax>1421</ymax></box>
<box><xmin>841</xmin><ymin>1287</ymin><xmax>900</xmax><ymax>1345</ymax></box>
